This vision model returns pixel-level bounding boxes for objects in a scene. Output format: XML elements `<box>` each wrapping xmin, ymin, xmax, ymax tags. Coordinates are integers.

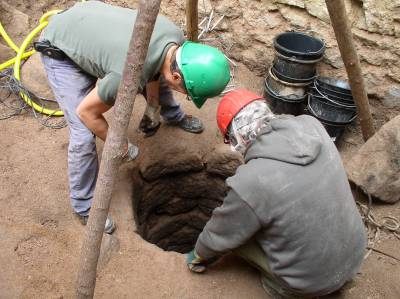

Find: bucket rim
<box><xmin>274</xmin><ymin>50</ymin><xmax>323</xmax><ymax>64</ymax></box>
<box><xmin>311</xmin><ymin>82</ymin><xmax>356</xmax><ymax>108</ymax></box>
<box><xmin>309</xmin><ymin>93</ymin><xmax>357</xmax><ymax>111</ymax></box>
<box><xmin>307</xmin><ymin>95</ymin><xmax>357</xmax><ymax>124</ymax></box>
<box><xmin>265</xmin><ymin>80</ymin><xmax>307</xmax><ymax>103</ymax></box>
<box><xmin>267</xmin><ymin>67</ymin><xmax>311</xmax><ymax>87</ymax></box>
<box><xmin>313</xmin><ymin>82</ymin><xmax>354</xmax><ymax>101</ymax></box>
<box><xmin>316</xmin><ymin>76</ymin><xmax>352</xmax><ymax>95</ymax></box>
<box><xmin>272</xmin><ymin>66</ymin><xmax>316</xmax><ymax>85</ymax></box>
<box><xmin>273</xmin><ymin>31</ymin><xmax>326</xmax><ymax>58</ymax></box>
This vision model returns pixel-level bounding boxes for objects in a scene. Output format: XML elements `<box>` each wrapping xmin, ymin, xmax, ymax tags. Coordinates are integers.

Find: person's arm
<box><xmin>76</xmin><ymin>86</ymin><xmax>112</xmax><ymax>141</ymax></box>
<box><xmin>194</xmin><ymin>189</ymin><xmax>262</xmax><ymax>260</ymax></box>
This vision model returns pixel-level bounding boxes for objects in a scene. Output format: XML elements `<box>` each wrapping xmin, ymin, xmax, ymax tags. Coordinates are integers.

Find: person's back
<box><xmin>227</xmin><ymin>114</ymin><xmax>366</xmax><ymax>296</ymax></box>
<box><xmin>43</xmin><ymin>1</ymin><xmax>184</xmax><ymax>103</ymax></box>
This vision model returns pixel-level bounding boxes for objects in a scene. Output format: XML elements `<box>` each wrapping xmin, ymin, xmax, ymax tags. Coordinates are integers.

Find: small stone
<box><xmin>382</xmin><ymin>86</ymin><xmax>400</xmax><ymax>108</ymax></box>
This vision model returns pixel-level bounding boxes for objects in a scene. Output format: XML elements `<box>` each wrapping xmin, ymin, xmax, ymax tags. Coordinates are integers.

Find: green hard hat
<box><xmin>176</xmin><ymin>41</ymin><xmax>231</xmax><ymax>108</ymax></box>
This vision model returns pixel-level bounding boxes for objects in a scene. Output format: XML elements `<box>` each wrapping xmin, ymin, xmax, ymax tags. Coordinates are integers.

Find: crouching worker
<box><xmin>186</xmin><ymin>89</ymin><xmax>366</xmax><ymax>298</ymax></box>
<box><xmin>37</xmin><ymin>1</ymin><xmax>230</xmax><ymax>233</ymax></box>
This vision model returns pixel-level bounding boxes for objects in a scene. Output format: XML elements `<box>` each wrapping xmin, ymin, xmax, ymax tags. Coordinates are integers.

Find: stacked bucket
<box><xmin>308</xmin><ymin>77</ymin><xmax>357</xmax><ymax>141</ymax></box>
<box><xmin>264</xmin><ymin>31</ymin><xmax>357</xmax><ymax>142</ymax></box>
<box><xmin>264</xmin><ymin>32</ymin><xmax>325</xmax><ymax>116</ymax></box>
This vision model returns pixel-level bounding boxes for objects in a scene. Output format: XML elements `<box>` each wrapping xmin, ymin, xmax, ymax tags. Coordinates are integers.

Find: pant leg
<box><xmin>156</xmin><ymin>76</ymin><xmax>185</xmax><ymax>122</ymax></box>
<box><xmin>235</xmin><ymin>241</ymin><xmax>303</xmax><ymax>298</ymax></box>
<box><xmin>41</xmin><ymin>55</ymin><xmax>97</xmax><ymax>216</ymax></box>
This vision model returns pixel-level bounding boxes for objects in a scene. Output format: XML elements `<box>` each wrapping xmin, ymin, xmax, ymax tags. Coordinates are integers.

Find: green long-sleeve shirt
<box><xmin>43</xmin><ymin>1</ymin><xmax>184</xmax><ymax>105</ymax></box>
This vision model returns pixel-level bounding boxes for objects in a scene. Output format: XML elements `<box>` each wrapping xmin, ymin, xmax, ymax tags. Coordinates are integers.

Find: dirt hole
<box><xmin>131</xmin><ymin>170</ymin><xmax>229</xmax><ymax>253</ymax></box>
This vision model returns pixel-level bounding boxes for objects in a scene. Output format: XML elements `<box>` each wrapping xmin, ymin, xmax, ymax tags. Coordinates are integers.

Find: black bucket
<box><xmin>274</xmin><ymin>32</ymin><xmax>325</xmax><ymax>61</ymax></box>
<box><xmin>271</xmin><ymin>66</ymin><xmax>315</xmax><ymax>85</ymax></box>
<box><xmin>273</xmin><ymin>55</ymin><xmax>317</xmax><ymax>83</ymax></box>
<box><xmin>310</xmin><ymin>114</ymin><xmax>347</xmax><ymax>143</ymax></box>
<box><xmin>272</xmin><ymin>32</ymin><xmax>325</xmax><ymax>84</ymax></box>
<box><xmin>310</xmin><ymin>84</ymin><xmax>355</xmax><ymax>108</ymax></box>
<box><xmin>265</xmin><ymin>68</ymin><xmax>307</xmax><ymax>99</ymax></box>
<box><xmin>313</xmin><ymin>83</ymin><xmax>354</xmax><ymax>104</ymax></box>
<box><xmin>307</xmin><ymin>93</ymin><xmax>356</xmax><ymax>125</ymax></box>
<box><xmin>315</xmin><ymin>77</ymin><xmax>352</xmax><ymax>96</ymax></box>
<box><xmin>264</xmin><ymin>78</ymin><xmax>306</xmax><ymax>116</ymax></box>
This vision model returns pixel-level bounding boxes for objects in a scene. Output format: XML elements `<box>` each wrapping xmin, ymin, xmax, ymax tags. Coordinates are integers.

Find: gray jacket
<box><xmin>195</xmin><ymin>115</ymin><xmax>366</xmax><ymax>296</ymax></box>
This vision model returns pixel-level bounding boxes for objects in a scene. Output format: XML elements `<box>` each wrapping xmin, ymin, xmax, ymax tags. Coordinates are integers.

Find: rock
<box><xmin>275</xmin><ymin>0</ymin><xmax>305</xmax><ymax>8</ymax></box>
<box><xmin>323</xmin><ymin>47</ymin><xmax>344</xmax><ymax>69</ymax></box>
<box><xmin>21</xmin><ymin>53</ymin><xmax>55</xmax><ymax>101</ymax></box>
<box><xmin>362</xmin><ymin>0</ymin><xmax>399</xmax><ymax>36</ymax></box>
<box><xmin>388</xmin><ymin>68</ymin><xmax>400</xmax><ymax>83</ymax></box>
<box><xmin>346</xmin><ymin>115</ymin><xmax>400</xmax><ymax>203</ymax></box>
<box><xmin>364</xmin><ymin>72</ymin><xmax>385</xmax><ymax>97</ymax></box>
<box><xmin>280</xmin><ymin>6</ymin><xmax>310</xmax><ymax>28</ymax></box>
<box><xmin>133</xmin><ymin>171</ymin><xmax>228</xmax><ymax>225</ymax></box>
<box><xmin>0</xmin><ymin>1</ymin><xmax>30</xmax><ymax>46</ymax></box>
<box><xmin>205</xmin><ymin>145</ymin><xmax>243</xmax><ymax>177</ymax></box>
<box><xmin>304</xmin><ymin>0</ymin><xmax>330</xmax><ymax>23</ymax></box>
<box><xmin>382</xmin><ymin>87</ymin><xmax>400</xmax><ymax>108</ymax></box>
<box><xmin>98</xmin><ymin>234</ymin><xmax>120</xmax><ymax>271</ymax></box>
<box><xmin>138</xmin><ymin>130</ymin><xmax>204</xmax><ymax>181</ymax></box>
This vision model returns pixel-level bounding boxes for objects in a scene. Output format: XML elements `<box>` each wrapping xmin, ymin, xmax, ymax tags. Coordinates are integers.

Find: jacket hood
<box><xmin>245</xmin><ymin>115</ymin><xmax>322</xmax><ymax>165</ymax></box>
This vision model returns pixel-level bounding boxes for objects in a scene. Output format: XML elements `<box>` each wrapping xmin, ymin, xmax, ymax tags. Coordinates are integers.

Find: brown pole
<box><xmin>75</xmin><ymin>0</ymin><xmax>162</xmax><ymax>298</ymax></box>
<box><xmin>186</xmin><ymin>0</ymin><xmax>198</xmax><ymax>41</ymax></box>
<box><xmin>325</xmin><ymin>0</ymin><xmax>375</xmax><ymax>141</ymax></box>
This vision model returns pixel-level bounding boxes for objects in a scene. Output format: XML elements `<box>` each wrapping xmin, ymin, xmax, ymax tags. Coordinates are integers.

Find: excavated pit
<box><xmin>131</xmin><ymin>135</ymin><xmax>243</xmax><ymax>253</ymax></box>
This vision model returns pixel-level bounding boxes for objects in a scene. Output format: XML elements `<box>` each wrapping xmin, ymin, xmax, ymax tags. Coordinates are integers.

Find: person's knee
<box><xmin>69</xmin><ymin>130</ymin><xmax>96</xmax><ymax>150</ymax></box>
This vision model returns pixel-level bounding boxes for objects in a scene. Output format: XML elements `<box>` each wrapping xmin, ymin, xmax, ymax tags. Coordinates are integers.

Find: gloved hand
<box><xmin>122</xmin><ymin>141</ymin><xmax>139</xmax><ymax>163</ymax></box>
<box><xmin>186</xmin><ymin>249</ymin><xmax>207</xmax><ymax>273</ymax></box>
<box><xmin>139</xmin><ymin>103</ymin><xmax>161</xmax><ymax>137</ymax></box>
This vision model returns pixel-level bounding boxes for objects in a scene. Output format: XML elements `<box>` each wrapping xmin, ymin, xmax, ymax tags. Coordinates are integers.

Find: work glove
<box><xmin>186</xmin><ymin>249</ymin><xmax>207</xmax><ymax>273</ymax></box>
<box><xmin>139</xmin><ymin>103</ymin><xmax>161</xmax><ymax>137</ymax></box>
<box><xmin>121</xmin><ymin>141</ymin><xmax>139</xmax><ymax>163</ymax></box>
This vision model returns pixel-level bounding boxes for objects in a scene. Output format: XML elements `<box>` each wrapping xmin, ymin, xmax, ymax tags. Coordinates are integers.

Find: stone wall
<box><xmin>159</xmin><ymin>0</ymin><xmax>400</xmax><ymax>106</ymax></box>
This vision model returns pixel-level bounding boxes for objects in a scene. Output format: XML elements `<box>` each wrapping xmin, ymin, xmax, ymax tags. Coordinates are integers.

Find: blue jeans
<box><xmin>41</xmin><ymin>55</ymin><xmax>184</xmax><ymax>215</ymax></box>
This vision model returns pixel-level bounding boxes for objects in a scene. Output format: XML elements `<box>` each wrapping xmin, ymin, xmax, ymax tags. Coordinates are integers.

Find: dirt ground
<box><xmin>1</xmin><ymin>1</ymin><xmax>400</xmax><ymax>298</ymax></box>
<box><xmin>0</xmin><ymin>59</ymin><xmax>399</xmax><ymax>298</ymax></box>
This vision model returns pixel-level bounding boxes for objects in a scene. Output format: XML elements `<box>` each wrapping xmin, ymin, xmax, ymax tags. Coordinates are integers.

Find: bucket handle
<box><xmin>274</xmin><ymin>50</ymin><xmax>323</xmax><ymax>64</ymax></box>
<box><xmin>307</xmin><ymin>95</ymin><xmax>357</xmax><ymax>123</ymax></box>
<box><xmin>312</xmin><ymin>81</ymin><xmax>357</xmax><ymax>109</ymax></box>
<box><xmin>268</xmin><ymin>67</ymin><xmax>311</xmax><ymax>87</ymax></box>
<box><xmin>270</xmin><ymin>67</ymin><xmax>314</xmax><ymax>87</ymax></box>
<box><xmin>265</xmin><ymin>75</ymin><xmax>306</xmax><ymax>103</ymax></box>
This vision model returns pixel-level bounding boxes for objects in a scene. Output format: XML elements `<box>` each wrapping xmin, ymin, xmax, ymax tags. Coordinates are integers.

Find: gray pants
<box><xmin>41</xmin><ymin>55</ymin><xmax>184</xmax><ymax>216</ymax></box>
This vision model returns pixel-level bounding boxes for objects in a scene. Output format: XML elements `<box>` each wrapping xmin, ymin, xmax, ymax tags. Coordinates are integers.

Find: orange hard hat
<box><xmin>216</xmin><ymin>88</ymin><xmax>263</xmax><ymax>137</ymax></box>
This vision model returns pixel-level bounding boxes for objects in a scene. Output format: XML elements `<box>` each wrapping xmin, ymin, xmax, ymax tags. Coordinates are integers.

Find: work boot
<box><xmin>168</xmin><ymin>115</ymin><xmax>204</xmax><ymax>134</ymax></box>
<box><xmin>139</xmin><ymin>104</ymin><xmax>161</xmax><ymax>137</ymax></box>
<box><xmin>121</xmin><ymin>142</ymin><xmax>139</xmax><ymax>163</ymax></box>
<box><xmin>74</xmin><ymin>213</ymin><xmax>116</xmax><ymax>234</ymax></box>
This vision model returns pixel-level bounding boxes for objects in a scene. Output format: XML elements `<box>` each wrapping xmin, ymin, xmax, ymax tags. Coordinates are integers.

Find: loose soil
<box><xmin>1</xmin><ymin>1</ymin><xmax>399</xmax><ymax>298</ymax></box>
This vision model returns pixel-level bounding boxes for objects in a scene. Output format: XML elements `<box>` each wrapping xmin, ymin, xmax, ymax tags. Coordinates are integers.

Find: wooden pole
<box><xmin>325</xmin><ymin>0</ymin><xmax>375</xmax><ymax>141</ymax></box>
<box><xmin>186</xmin><ymin>0</ymin><xmax>198</xmax><ymax>41</ymax></box>
<box><xmin>75</xmin><ymin>0</ymin><xmax>162</xmax><ymax>298</ymax></box>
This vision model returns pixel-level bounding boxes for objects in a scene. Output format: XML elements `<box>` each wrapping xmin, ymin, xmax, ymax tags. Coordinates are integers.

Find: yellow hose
<box><xmin>0</xmin><ymin>50</ymin><xmax>34</xmax><ymax>70</ymax></box>
<box><xmin>0</xmin><ymin>21</ymin><xmax>20</xmax><ymax>53</ymax></box>
<box><xmin>1</xmin><ymin>2</ymin><xmax>84</xmax><ymax>116</ymax></box>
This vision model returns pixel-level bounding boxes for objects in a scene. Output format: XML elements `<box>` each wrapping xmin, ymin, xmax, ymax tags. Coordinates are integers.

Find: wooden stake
<box><xmin>75</xmin><ymin>0</ymin><xmax>162</xmax><ymax>298</ymax></box>
<box><xmin>325</xmin><ymin>0</ymin><xmax>375</xmax><ymax>141</ymax></box>
<box><xmin>186</xmin><ymin>0</ymin><xmax>198</xmax><ymax>41</ymax></box>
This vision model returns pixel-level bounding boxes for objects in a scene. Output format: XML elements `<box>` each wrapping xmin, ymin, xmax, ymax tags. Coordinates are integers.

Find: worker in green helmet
<box><xmin>37</xmin><ymin>1</ymin><xmax>230</xmax><ymax>233</ymax></box>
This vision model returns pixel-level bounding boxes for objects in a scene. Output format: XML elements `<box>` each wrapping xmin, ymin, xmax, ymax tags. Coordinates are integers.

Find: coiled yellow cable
<box><xmin>0</xmin><ymin>10</ymin><xmax>63</xmax><ymax>115</ymax></box>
